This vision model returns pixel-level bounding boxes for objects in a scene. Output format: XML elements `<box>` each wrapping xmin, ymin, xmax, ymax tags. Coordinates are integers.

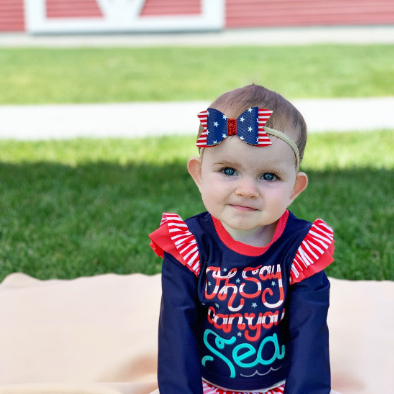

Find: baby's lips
<box><xmin>230</xmin><ymin>204</ymin><xmax>259</xmax><ymax>211</ymax></box>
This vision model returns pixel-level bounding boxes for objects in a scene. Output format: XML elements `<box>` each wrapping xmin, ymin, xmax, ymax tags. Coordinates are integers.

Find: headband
<box><xmin>196</xmin><ymin>107</ymin><xmax>300</xmax><ymax>169</ymax></box>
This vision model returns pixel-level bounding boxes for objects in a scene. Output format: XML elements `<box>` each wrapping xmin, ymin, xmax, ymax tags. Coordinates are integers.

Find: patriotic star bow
<box><xmin>196</xmin><ymin>107</ymin><xmax>273</xmax><ymax>148</ymax></box>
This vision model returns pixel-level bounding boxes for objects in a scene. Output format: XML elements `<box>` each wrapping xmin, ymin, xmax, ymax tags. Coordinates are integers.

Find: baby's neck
<box><xmin>221</xmin><ymin>221</ymin><xmax>277</xmax><ymax>247</ymax></box>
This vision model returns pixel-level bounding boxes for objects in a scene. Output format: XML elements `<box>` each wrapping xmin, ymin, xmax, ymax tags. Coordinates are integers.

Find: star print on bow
<box><xmin>196</xmin><ymin>107</ymin><xmax>273</xmax><ymax>148</ymax></box>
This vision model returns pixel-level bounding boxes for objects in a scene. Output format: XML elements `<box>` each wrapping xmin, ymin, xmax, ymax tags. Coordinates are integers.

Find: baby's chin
<box><xmin>221</xmin><ymin>219</ymin><xmax>267</xmax><ymax>234</ymax></box>
<box><xmin>220</xmin><ymin>215</ymin><xmax>282</xmax><ymax>235</ymax></box>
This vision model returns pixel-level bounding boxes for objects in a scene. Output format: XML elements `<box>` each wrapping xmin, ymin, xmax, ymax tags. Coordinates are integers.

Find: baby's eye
<box><xmin>222</xmin><ymin>167</ymin><xmax>237</xmax><ymax>176</ymax></box>
<box><xmin>261</xmin><ymin>173</ymin><xmax>277</xmax><ymax>181</ymax></box>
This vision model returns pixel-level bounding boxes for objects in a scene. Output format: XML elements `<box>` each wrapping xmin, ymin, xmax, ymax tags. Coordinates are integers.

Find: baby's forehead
<box><xmin>204</xmin><ymin>136</ymin><xmax>297</xmax><ymax>169</ymax></box>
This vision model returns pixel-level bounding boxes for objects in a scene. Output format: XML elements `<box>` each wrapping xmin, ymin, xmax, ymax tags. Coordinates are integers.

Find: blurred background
<box><xmin>2</xmin><ymin>0</ymin><xmax>394</xmax><ymax>33</ymax></box>
<box><xmin>0</xmin><ymin>0</ymin><xmax>393</xmax><ymax>282</ymax></box>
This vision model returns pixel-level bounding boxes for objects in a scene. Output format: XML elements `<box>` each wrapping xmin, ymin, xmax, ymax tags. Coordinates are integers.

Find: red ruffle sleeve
<box><xmin>149</xmin><ymin>213</ymin><xmax>201</xmax><ymax>277</ymax></box>
<box><xmin>290</xmin><ymin>219</ymin><xmax>335</xmax><ymax>284</ymax></box>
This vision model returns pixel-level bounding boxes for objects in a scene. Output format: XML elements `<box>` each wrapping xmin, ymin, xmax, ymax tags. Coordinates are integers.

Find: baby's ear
<box><xmin>187</xmin><ymin>156</ymin><xmax>203</xmax><ymax>191</ymax></box>
<box><xmin>290</xmin><ymin>172</ymin><xmax>308</xmax><ymax>202</ymax></box>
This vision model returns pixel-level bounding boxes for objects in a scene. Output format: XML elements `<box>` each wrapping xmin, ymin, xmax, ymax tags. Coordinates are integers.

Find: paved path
<box><xmin>0</xmin><ymin>97</ymin><xmax>393</xmax><ymax>140</ymax></box>
<box><xmin>2</xmin><ymin>26</ymin><xmax>394</xmax><ymax>47</ymax></box>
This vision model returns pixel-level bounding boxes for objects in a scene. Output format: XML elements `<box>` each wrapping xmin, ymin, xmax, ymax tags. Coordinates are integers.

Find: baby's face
<box><xmin>189</xmin><ymin>135</ymin><xmax>307</xmax><ymax>239</ymax></box>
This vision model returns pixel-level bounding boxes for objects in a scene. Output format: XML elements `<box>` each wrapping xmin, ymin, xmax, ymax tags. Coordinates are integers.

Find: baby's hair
<box><xmin>197</xmin><ymin>84</ymin><xmax>307</xmax><ymax>164</ymax></box>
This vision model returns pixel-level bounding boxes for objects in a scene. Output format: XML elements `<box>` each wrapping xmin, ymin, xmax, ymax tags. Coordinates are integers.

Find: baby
<box><xmin>150</xmin><ymin>84</ymin><xmax>335</xmax><ymax>394</ymax></box>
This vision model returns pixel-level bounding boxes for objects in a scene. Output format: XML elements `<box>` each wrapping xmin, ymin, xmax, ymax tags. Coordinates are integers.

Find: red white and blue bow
<box><xmin>196</xmin><ymin>107</ymin><xmax>273</xmax><ymax>148</ymax></box>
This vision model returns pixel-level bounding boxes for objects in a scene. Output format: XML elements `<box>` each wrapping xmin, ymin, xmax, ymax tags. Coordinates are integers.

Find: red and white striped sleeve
<box><xmin>290</xmin><ymin>219</ymin><xmax>335</xmax><ymax>284</ymax></box>
<box><xmin>149</xmin><ymin>213</ymin><xmax>201</xmax><ymax>277</ymax></box>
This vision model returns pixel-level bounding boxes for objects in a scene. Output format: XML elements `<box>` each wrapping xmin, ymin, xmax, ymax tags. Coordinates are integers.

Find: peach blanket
<box><xmin>0</xmin><ymin>273</ymin><xmax>393</xmax><ymax>394</ymax></box>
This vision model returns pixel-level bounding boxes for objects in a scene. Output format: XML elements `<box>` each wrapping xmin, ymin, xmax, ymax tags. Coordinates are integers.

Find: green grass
<box><xmin>1</xmin><ymin>45</ymin><xmax>394</xmax><ymax>104</ymax></box>
<box><xmin>0</xmin><ymin>130</ymin><xmax>393</xmax><ymax>282</ymax></box>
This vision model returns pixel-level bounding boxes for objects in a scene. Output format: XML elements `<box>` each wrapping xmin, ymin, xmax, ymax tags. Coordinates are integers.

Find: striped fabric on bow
<box><xmin>196</xmin><ymin>107</ymin><xmax>273</xmax><ymax>148</ymax></box>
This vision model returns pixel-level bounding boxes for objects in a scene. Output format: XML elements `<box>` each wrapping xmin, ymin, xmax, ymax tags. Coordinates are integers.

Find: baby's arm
<box><xmin>284</xmin><ymin>271</ymin><xmax>331</xmax><ymax>394</ymax></box>
<box><xmin>159</xmin><ymin>252</ymin><xmax>203</xmax><ymax>394</ymax></box>
<box><xmin>150</xmin><ymin>214</ymin><xmax>204</xmax><ymax>394</ymax></box>
<box><xmin>284</xmin><ymin>219</ymin><xmax>334</xmax><ymax>394</ymax></box>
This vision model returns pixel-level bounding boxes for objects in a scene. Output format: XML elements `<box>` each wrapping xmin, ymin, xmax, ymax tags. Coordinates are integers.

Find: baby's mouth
<box><xmin>229</xmin><ymin>204</ymin><xmax>258</xmax><ymax>212</ymax></box>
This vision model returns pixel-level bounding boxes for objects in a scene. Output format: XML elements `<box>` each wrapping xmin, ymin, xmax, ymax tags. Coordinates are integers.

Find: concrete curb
<box><xmin>1</xmin><ymin>26</ymin><xmax>394</xmax><ymax>47</ymax></box>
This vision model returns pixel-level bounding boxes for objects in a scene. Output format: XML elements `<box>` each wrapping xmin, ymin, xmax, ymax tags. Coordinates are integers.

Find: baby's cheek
<box><xmin>201</xmin><ymin>191</ymin><xmax>217</xmax><ymax>212</ymax></box>
<box><xmin>269</xmin><ymin>188</ymin><xmax>291</xmax><ymax>208</ymax></box>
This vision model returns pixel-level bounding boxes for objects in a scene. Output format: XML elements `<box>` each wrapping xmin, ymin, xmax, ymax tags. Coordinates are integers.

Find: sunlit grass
<box><xmin>0</xmin><ymin>130</ymin><xmax>392</xmax><ymax>282</ymax></box>
<box><xmin>0</xmin><ymin>45</ymin><xmax>394</xmax><ymax>104</ymax></box>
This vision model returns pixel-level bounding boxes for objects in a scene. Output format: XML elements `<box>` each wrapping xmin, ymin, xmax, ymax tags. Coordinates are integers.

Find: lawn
<box><xmin>0</xmin><ymin>130</ymin><xmax>393</xmax><ymax>282</ymax></box>
<box><xmin>0</xmin><ymin>45</ymin><xmax>394</xmax><ymax>104</ymax></box>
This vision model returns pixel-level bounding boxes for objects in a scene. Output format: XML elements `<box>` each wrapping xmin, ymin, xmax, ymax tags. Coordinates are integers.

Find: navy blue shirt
<box><xmin>153</xmin><ymin>211</ymin><xmax>332</xmax><ymax>394</ymax></box>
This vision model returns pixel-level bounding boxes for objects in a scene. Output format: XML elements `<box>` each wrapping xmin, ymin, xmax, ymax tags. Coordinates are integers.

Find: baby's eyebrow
<box><xmin>213</xmin><ymin>160</ymin><xmax>238</xmax><ymax>166</ymax></box>
<box><xmin>258</xmin><ymin>162</ymin><xmax>288</xmax><ymax>173</ymax></box>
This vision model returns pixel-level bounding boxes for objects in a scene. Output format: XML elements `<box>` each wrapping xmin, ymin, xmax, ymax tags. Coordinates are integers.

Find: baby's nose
<box><xmin>235</xmin><ymin>177</ymin><xmax>259</xmax><ymax>198</ymax></box>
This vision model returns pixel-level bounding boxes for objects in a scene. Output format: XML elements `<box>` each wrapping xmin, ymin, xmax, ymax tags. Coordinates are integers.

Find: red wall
<box><xmin>0</xmin><ymin>0</ymin><xmax>25</xmax><ymax>32</ymax></box>
<box><xmin>226</xmin><ymin>0</ymin><xmax>394</xmax><ymax>28</ymax></box>
<box><xmin>1</xmin><ymin>0</ymin><xmax>394</xmax><ymax>33</ymax></box>
<box><xmin>141</xmin><ymin>0</ymin><xmax>201</xmax><ymax>16</ymax></box>
<box><xmin>46</xmin><ymin>0</ymin><xmax>103</xmax><ymax>19</ymax></box>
